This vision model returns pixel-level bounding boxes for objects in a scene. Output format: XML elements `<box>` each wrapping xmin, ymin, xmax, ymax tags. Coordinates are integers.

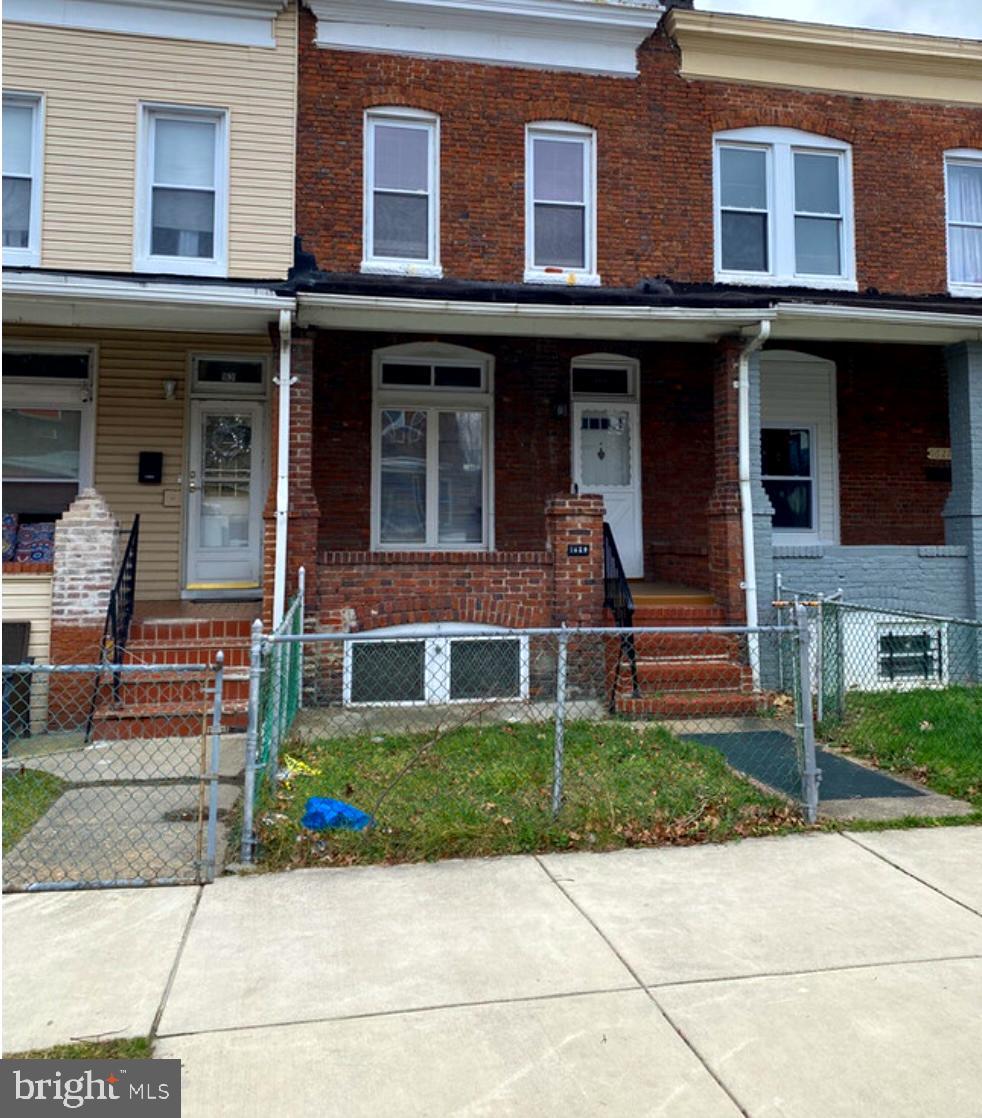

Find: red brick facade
<box><xmin>297</xmin><ymin>6</ymin><xmax>980</xmax><ymax>295</ymax></box>
<box><xmin>303</xmin><ymin>330</ymin><xmax>949</xmax><ymax>596</ymax></box>
<box><xmin>318</xmin><ymin>494</ymin><xmax>604</xmax><ymax>632</ymax></box>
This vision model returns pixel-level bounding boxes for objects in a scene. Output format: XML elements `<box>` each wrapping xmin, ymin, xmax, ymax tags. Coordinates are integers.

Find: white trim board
<box><xmin>307</xmin><ymin>0</ymin><xmax>665</xmax><ymax>76</ymax></box>
<box><xmin>4</xmin><ymin>0</ymin><xmax>288</xmax><ymax>48</ymax></box>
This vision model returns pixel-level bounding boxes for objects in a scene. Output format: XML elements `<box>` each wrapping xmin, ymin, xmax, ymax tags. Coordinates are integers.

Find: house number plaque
<box><xmin>567</xmin><ymin>544</ymin><xmax>590</xmax><ymax>557</ymax></box>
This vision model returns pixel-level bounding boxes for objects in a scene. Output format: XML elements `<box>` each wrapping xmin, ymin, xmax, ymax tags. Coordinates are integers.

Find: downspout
<box><xmin>272</xmin><ymin>307</ymin><xmax>294</xmax><ymax>630</ymax></box>
<box><xmin>738</xmin><ymin>319</ymin><xmax>771</xmax><ymax>685</ymax></box>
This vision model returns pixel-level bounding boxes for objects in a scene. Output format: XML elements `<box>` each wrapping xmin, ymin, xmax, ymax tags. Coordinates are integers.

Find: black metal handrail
<box><xmin>84</xmin><ymin>515</ymin><xmax>140</xmax><ymax>742</ymax></box>
<box><xmin>602</xmin><ymin>522</ymin><xmax>641</xmax><ymax>706</ymax></box>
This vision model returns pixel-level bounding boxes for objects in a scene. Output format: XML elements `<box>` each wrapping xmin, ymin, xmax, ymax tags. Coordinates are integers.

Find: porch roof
<box><xmin>291</xmin><ymin>273</ymin><xmax>982</xmax><ymax>346</ymax></box>
<box><xmin>2</xmin><ymin>269</ymin><xmax>294</xmax><ymax>334</ymax></box>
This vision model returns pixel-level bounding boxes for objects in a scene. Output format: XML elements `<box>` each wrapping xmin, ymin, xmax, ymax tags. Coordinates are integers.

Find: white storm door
<box><xmin>186</xmin><ymin>401</ymin><xmax>264</xmax><ymax>589</ymax></box>
<box><xmin>573</xmin><ymin>401</ymin><xmax>643</xmax><ymax>577</ymax></box>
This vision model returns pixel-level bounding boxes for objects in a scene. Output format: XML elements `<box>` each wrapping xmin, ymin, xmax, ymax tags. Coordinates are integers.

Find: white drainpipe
<box><xmin>272</xmin><ymin>307</ymin><xmax>294</xmax><ymax>630</ymax></box>
<box><xmin>738</xmin><ymin>320</ymin><xmax>771</xmax><ymax>685</ymax></box>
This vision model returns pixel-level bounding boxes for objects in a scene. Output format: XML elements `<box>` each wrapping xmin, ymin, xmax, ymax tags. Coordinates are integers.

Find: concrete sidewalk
<box><xmin>5</xmin><ymin>828</ymin><xmax>982</xmax><ymax>1116</ymax></box>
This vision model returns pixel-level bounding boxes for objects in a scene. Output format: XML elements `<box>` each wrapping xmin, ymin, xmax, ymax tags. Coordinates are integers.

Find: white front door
<box><xmin>572</xmin><ymin>401</ymin><xmax>643</xmax><ymax>577</ymax></box>
<box><xmin>185</xmin><ymin>400</ymin><xmax>264</xmax><ymax>590</ymax></box>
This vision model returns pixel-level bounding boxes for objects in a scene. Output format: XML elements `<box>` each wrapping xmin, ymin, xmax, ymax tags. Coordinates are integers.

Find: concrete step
<box><xmin>614</xmin><ymin>691</ymin><xmax>772</xmax><ymax>719</ymax></box>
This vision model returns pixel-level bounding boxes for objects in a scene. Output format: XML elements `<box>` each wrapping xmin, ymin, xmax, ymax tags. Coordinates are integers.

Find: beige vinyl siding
<box><xmin>1</xmin><ymin>573</ymin><xmax>53</xmax><ymax>732</ymax></box>
<box><xmin>760</xmin><ymin>351</ymin><xmax>840</xmax><ymax>545</ymax></box>
<box><xmin>1</xmin><ymin>573</ymin><xmax>53</xmax><ymax>662</ymax></box>
<box><xmin>2</xmin><ymin>3</ymin><xmax>297</xmax><ymax>278</ymax></box>
<box><xmin>5</xmin><ymin>324</ymin><xmax>273</xmax><ymax>601</ymax></box>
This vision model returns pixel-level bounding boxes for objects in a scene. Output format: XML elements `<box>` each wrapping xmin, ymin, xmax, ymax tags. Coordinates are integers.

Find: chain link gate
<box><xmin>239</xmin><ymin>611</ymin><xmax>821</xmax><ymax>868</ymax></box>
<box><xmin>2</xmin><ymin>657</ymin><xmax>226</xmax><ymax>891</ymax></box>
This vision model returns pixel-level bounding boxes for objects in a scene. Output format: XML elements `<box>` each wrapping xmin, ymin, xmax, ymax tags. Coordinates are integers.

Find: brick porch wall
<box><xmin>319</xmin><ymin>494</ymin><xmax>605</xmax><ymax>632</ymax></box>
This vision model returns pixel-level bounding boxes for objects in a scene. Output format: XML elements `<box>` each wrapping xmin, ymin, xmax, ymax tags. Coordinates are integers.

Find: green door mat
<box><xmin>685</xmin><ymin>731</ymin><xmax>927</xmax><ymax>801</ymax></box>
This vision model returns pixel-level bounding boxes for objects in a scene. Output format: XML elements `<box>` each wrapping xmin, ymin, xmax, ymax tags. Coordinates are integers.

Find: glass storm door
<box><xmin>572</xmin><ymin>401</ymin><xmax>643</xmax><ymax>577</ymax></box>
<box><xmin>185</xmin><ymin>401</ymin><xmax>264</xmax><ymax>590</ymax></box>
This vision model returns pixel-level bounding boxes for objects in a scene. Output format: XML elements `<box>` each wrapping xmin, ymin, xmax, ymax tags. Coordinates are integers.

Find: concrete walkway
<box><xmin>5</xmin><ymin>827</ymin><xmax>982</xmax><ymax>1116</ymax></box>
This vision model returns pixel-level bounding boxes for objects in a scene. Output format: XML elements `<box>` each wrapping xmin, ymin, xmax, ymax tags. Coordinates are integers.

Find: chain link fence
<box><xmin>2</xmin><ymin>659</ymin><xmax>226</xmax><ymax>891</ymax></box>
<box><xmin>776</xmin><ymin>591</ymin><xmax>982</xmax><ymax>808</ymax></box>
<box><xmin>240</xmin><ymin>613</ymin><xmax>822</xmax><ymax>869</ymax></box>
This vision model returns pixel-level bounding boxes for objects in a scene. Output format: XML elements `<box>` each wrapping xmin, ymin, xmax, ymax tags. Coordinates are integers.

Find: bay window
<box><xmin>136</xmin><ymin>104</ymin><xmax>228</xmax><ymax>276</ymax></box>
<box><xmin>945</xmin><ymin>150</ymin><xmax>982</xmax><ymax>295</ymax></box>
<box><xmin>714</xmin><ymin>127</ymin><xmax>855</xmax><ymax>289</ymax></box>
<box><xmin>373</xmin><ymin>345</ymin><xmax>492</xmax><ymax>551</ymax></box>
<box><xmin>525</xmin><ymin>122</ymin><xmax>598</xmax><ymax>285</ymax></box>
<box><xmin>363</xmin><ymin>109</ymin><xmax>441</xmax><ymax>276</ymax></box>
<box><xmin>3</xmin><ymin>92</ymin><xmax>43</xmax><ymax>266</ymax></box>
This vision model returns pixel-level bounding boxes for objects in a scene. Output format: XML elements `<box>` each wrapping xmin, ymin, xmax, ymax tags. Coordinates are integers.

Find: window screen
<box><xmin>878</xmin><ymin>631</ymin><xmax>940</xmax><ymax>682</ymax></box>
<box><xmin>449</xmin><ymin>639</ymin><xmax>522</xmax><ymax>700</ymax></box>
<box><xmin>350</xmin><ymin>640</ymin><xmax>426</xmax><ymax>703</ymax></box>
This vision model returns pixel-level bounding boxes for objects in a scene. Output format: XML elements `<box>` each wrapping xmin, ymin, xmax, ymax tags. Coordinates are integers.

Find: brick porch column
<box><xmin>707</xmin><ymin>339</ymin><xmax>747</xmax><ymax>622</ymax></box>
<box><xmin>263</xmin><ymin>328</ymin><xmax>320</xmax><ymax>626</ymax></box>
<box><xmin>546</xmin><ymin>493</ymin><xmax>605</xmax><ymax>627</ymax></box>
<box><xmin>944</xmin><ymin>341</ymin><xmax>982</xmax><ymax>630</ymax></box>
<box><xmin>48</xmin><ymin>489</ymin><xmax>119</xmax><ymax>721</ymax></box>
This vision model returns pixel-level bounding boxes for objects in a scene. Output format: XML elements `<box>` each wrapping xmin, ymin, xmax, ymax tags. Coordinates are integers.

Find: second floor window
<box><xmin>525</xmin><ymin>123</ymin><xmax>598</xmax><ymax>285</ymax></box>
<box><xmin>714</xmin><ymin>127</ymin><xmax>855</xmax><ymax>289</ymax></box>
<box><xmin>3</xmin><ymin>93</ymin><xmax>42</xmax><ymax>267</ymax></box>
<box><xmin>136</xmin><ymin>104</ymin><xmax>228</xmax><ymax>277</ymax></box>
<box><xmin>945</xmin><ymin>150</ymin><xmax>982</xmax><ymax>295</ymax></box>
<box><xmin>363</xmin><ymin>109</ymin><xmax>440</xmax><ymax>276</ymax></box>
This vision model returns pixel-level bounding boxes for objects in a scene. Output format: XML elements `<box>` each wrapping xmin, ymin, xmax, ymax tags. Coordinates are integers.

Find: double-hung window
<box><xmin>945</xmin><ymin>150</ymin><xmax>982</xmax><ymax>296</ymax></box>
<box><xmin>525</xmin><ymin>123</ymin><xmax>598</xmax><ymax>285</ymax></box>
<box><xmin>136</xmin><ymin>104</ymin><xmax>228</xmax><ymax>277</ymax></box>
<box><xmin>363</xmin><ymin>109</ymin><xmax>440</xmax><ymax>276</ymax></box>
<box><xmin>714</xmin><ymin>127</ymin><xmax>855</xmax><ymax>289</ymax></box>
<box><xmin>373</xmin><ymin>345</ymin><xmax>492</xmax><ymax>551</ymax></box>
<box><xmin>3</xmin><ymin>93</ymin><xmax>43</xmax><ymax>266</ymax></box>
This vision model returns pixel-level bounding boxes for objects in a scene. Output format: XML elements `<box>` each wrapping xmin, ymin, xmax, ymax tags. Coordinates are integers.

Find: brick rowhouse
<box><xmin>296</xmin><ymin>7</ymin><xmax>979</xmax><ymax>296</ymax></box>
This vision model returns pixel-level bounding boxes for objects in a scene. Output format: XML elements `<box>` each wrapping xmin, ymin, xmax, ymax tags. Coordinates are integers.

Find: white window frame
<box><xmin>841</xmin><ymin>612</ymin><xmax>949</xmax><ymax>693</ymax></box>
<box><xmin>525</xmin><ymin>121</ymin><xmax>599</xmax><ymax>286</ymax></box>
<box><xmin>342</xmin><ymin>624</ymin><xmax>530</xmax><ymax>707</ymax></box>
<box><xmin>3</xmin><ymin>92</ymin><xmax>44</xmax><ymax>268</ymax></box>
<box><xmin>2</xmin><ymin>343</ymin><xmax>98</xmax><ymax>501</ymax></box>
<box><xmin>362</xmin><ymin>107</ymin><xmax>442</xmax><ymax>278</ymax></box>
<box><xmin>761</xmin><ymin>424</ymin><xmax>818</xmax><ymax>539</ymax></box>
<box><xmin>713</xmin><ymin>127</ymin><xmax>856</xmax><ymax>291</ymax></box>
<box><xmin>944</xmin><ymin>148</ymin><xmax>982</xmax><ymax>298</ymax></box>
<box><xmin>189</xmin><ymin>353</ymin><xmax>269</xmax><ymax>398</ymax></box>
<box><xmin>134</xmin><ymin>102</ymin><xmax>229</xmax><ymax>278</ymax></box>
<box><xmin>371</xmin><ymin>342</ymin><xmax>494</xmax><ymax>552</ymax></box>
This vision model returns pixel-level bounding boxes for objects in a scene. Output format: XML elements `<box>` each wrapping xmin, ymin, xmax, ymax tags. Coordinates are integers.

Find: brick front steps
<box><xmin>612</xmin><ymin>600</ymin><xmax>774</xmax><ymax>719</ymax></box>
<box><xmin>89</xmin><ymin>618</ymin><xmax>255</xmax><ymax>739</ymax></box>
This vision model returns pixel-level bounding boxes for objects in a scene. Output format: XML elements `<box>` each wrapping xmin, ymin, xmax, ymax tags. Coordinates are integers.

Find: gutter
<box><xmin>738</xmin><ymin>320</ymin><xmax>771</xmax><ymax>686</ymax></box>
<box><xmin>272</xmin><ymin>308</ymin><xmax>294</xmax><ymax>629</ymax></box>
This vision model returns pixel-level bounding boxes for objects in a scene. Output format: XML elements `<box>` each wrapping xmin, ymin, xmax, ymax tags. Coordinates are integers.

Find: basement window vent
<box><xmin>343</xmin><ymin>623</ymin><xmax>528</xmax><ymax>706</ymax></box>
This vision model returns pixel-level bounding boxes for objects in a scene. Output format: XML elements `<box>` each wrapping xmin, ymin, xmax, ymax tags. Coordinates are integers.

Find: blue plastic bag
<box><xmin>301</xmin><ymin>797</ymin><xmax>374</xmax><ymax>832</ymax></box>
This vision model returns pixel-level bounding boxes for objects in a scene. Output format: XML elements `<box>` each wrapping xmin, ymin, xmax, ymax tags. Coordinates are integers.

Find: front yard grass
<box><xmin>255</xmin><ymin>721</ymin><xmax>804</xmax><ymax>869</ymax></box>
<box><xmin>2</xmin><ymin>768</ymin><xmax>66</xmax><ymax>852</ymax></box>
<box><xmin>820</xmin><ymin>686</ymin><xmax>982</xmax><ymax>810</ymax></box>
<box><xmin>7</xmin><ymin>1038</ymin><xmax>152</xmax><ymax>1060</ymax></box>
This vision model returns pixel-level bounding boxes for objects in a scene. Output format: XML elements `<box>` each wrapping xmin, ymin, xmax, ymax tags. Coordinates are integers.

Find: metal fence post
<box><xmin>241</xmin><ymin>619</ymin><xmax>264</xmax><ymax>864</ymax></box>
<box><xmin>551</xmin><ymin>626</ymin><xmax>569</xmax><ymax>818</ymax></box>
<box><xmin>297</xmin><ymin>565</ymin><xmax>306</xmax><ymax>710</ymax></box>
<box><xmin>204</xmin><ymin>651</ymin><xmax>224</xmax><ymax>882</ymax></box>
<box><xmin>795</xmin><ymin>603</ymin><xmax>822</xmax><ymax>824</ymax></box>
